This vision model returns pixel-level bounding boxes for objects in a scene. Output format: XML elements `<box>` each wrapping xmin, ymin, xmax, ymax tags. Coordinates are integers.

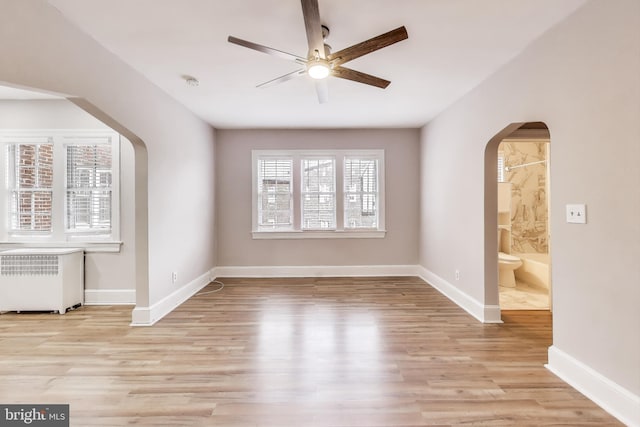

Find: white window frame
<box><xmin>5</xmin><ymin>137</ymin><xmax>55</xmax><ymax>235</ymax></box>
<box><xmin>344</xmin><ymin>155</ymin><xmax>381</xmax><ymax>230</ymax></box>
<box><xmin>256</xmin><ymin>155</ymin><xmax>293</xmax><ymax>230</ymax></box>
<box><xmin>0</xmin><ymin>130</ymin><xmax>121</xmax><ymax>253</ymax></box>
<box><xmin>252</xmin><ymin>149</ymin><xmax>385</xmax><ymax>239</ymax></box>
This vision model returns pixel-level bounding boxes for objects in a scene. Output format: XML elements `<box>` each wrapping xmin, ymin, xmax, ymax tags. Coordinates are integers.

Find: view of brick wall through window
<box><xmin>9</xmin><ymin>142</ymin><xmax>54</xmax><ymax>232</ymax></box>
<box><xmin>6</xmin><ymin>138</ymin><xmax>112</xmax><ymax>234</ymax></box>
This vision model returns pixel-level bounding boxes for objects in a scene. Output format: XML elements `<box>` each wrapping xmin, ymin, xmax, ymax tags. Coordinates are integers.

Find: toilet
<box><xmin>498</xmin><ymin>227</ymin><xmax>522</xmax><ymax>288</ymax></box>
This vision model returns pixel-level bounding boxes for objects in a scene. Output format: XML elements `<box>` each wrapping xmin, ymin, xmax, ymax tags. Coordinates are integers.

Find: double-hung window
<box><xmin>344</xmin><ymin>157</ymin><xmax>379</xmax><ymax>229</ymax></box>
<box><xmin>252</xmin><ymin>149</ymin><xmax>385</xmax><ymax>238</ymax></box>
<box><xmin>301</xmin><ymin>157</ymin><xmax>336</xmax><ymax>230</ymax></box>
<box><xmin>1</xmin><ymin>130</ymin><xmax>120</xmax><ymax>252</ymax></box>
<box><xmin>7</xmin><ymin>139</ymin><xmax>54</xmax><ymax>233</ymax></box>
<box><xmin>256</xmin><ymin>157</ymin><xmax>293</xmax><ymax>229</ymax></box>
<box><xmin>66</xmin><ymin>143</ymin><xmax>113</xmax><ymax>234</ymax></box>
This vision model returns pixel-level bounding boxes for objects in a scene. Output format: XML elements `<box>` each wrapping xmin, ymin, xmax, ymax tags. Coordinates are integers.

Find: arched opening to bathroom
<box><xmin>484</xmin><ymin>122</ymin><xmax>552</xmax><ymax>318</ymax></box>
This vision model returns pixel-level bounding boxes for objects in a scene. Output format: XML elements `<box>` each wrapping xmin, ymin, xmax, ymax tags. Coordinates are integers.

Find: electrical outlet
<box><xmin>171</xmin><ymin>272</ymin><xmax>178</xmax><ymax>283</ymax></box>
<box><xmin>566</xmin><ymin>204</ymin><xmax>587</xmax><ymax>224</ymax></box>
<box><xmin>455</xmin><ymin>269</ymin><xmax>460</xmax><ymax>281</ymax></box>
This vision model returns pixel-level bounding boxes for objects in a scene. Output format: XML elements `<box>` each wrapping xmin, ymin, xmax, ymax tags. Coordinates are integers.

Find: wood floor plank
<box><xmin>0</xmin><ymin>277</ymin><xmax>622</xmax><ymax>426</ymax></box>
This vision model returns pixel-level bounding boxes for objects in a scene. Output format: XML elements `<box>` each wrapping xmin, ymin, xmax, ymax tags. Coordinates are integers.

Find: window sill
<box><xmin>0</xmin><ymin>241</ymin><xmax>122</xmax><ymax>253</ymax></box>
<box><xmin>252</xmin><ymin>230</ymin><xmax>386</xmax><ymax>240</ymax></box>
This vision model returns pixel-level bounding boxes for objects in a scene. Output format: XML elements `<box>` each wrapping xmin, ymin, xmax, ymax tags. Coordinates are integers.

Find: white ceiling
<box><xmin>0</xmin><ymin>86</ymin><xmax>62</xmax><ymax>100</ymax></box>
<box><xmin>13</xmin><ymin>1</ymin><xmax>587</xmax><ymax>128</ymax></box>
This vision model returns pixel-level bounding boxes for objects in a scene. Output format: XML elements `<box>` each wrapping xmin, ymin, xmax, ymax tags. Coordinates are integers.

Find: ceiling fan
<box><xmin>228</xmin><ymin>0</ymin><xmax>408</xmax><ymax>103</ymax></box>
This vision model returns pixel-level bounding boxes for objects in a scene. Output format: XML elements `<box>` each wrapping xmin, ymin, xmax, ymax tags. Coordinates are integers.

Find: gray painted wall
<box><xmin>216</xmin><ymin>129</ymin><xmax>420</xmax><ymax>267</ymax></box>
<box><xmin>420</xmin><ymin>0</ymin><xmax>639</xmax><ymax>396</ymax></box>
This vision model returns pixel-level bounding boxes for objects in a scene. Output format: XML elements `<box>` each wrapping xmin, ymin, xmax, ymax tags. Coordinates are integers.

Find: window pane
<box><xmin>66</xmin><ymin>190</ymin><xmax>112</xmax><ymax>231</ymax></box>
<box><xmin>66</xmin><ymin>144</ymin><xmax>113</xmax><ymax>233</ymax></box>
<box><xmin>302</xmin><ymin>193</ymin><xmax>336</xmax><ymax>229</ymax></box>
<box><xmin>302</xmin><ymin>159</ymin><xmax>335</xmax><ymax>192</ymax></box>
<box><xmin>344</xmin><ymin>158</ymin><xmax>378</xmax><ymax>229</ymax></box>
<box><xmin>258</xmin><ymin>158</ymin><xmax>292</xmax><ymax>228</ymax></box>
<box><xmin>19</xmin><ymin>144</ymin><xmax>36</xmax><ymax>166</ymax></box>
<box><xmin>302</xmin><ymin>158</ymin><xmax>336</xmax><ymax>230</ymax></box>
<box><xmin>10</xmin><ymin>190</ymin><xmax>53</xmax><ymax>232</ymax></box>
<box><xmin>37</xmin><ymin>144</ymin><xmax>54</xmax><ymax>186</ymax></box>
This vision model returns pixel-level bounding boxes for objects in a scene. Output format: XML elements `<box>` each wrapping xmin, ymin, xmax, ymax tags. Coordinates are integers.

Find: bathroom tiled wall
<box><xmin>499</xmin><ymin>141</ymin><xmax>549</xmax><ymax>253</ymax></box>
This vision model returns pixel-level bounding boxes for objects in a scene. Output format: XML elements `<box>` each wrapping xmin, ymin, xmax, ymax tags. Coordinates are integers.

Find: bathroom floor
<box><xmin>499</xmin><ymin>280</ymin><xmax>550</xmax><ymax>310</ymax></box>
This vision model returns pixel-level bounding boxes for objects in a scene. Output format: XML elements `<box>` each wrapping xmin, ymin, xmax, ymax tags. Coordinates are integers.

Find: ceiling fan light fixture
<box><xmin>227</xmin><ymin>0</ymin><xmax>409</xmax><ymax>101</ymax></box>
<box><xmin>307</xmin><ymin>60</ymin><xmax>330</xmax><ymax>79</ymax></box>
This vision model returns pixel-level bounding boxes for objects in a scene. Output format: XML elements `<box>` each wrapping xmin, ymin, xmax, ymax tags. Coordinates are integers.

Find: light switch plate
<box><xmin>566</xmin><ymin>204</ymin><xmax>587</xmax><ymax>224</ymax></box>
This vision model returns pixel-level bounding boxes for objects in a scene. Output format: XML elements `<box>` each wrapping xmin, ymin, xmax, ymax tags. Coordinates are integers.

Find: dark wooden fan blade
<box><xmin>332</xmin><ymin>66</ymin><xmax>391</xmax><ymax>89</ymax></box>
<box><xmin>327</xmin><ymin>26</ymin><xmax>408</xmax><ymax>67</ymax></box>
<box><xmin>228</xmin><ymin>36</ymin><xmax>306</xmax><ymax>63</ymax></box>
<box><xmin>300</xmin><ymin>0</ymin><xmax>325</xmax><ymax>58</ymax></box>
<box><xmin>256</xmin><ymin>69</ymin><xmax>306</xmax><ymax>88</ymax></box>
<box><xmin>315</xmin><ymin>79</ymin><xmax>329</xmax><ymax>103</ymax></box>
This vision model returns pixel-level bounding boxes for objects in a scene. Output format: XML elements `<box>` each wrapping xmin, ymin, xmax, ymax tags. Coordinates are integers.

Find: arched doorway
<box><xmin>484</xmin><ymin>122</ymin><xmax>552</xmax><ymax>318</ymax></box>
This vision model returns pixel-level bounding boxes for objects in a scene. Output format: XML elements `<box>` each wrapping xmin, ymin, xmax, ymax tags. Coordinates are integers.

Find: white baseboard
<box><xmin>213</xmin><ymin>264</ymin><xmax>502</xmax><ymax>323</ymax></box>
<box><xmin>124</xmin><ymin>264</ymin><xmax>639</xmax><ymax>426</ymax></box>
<box><xmin>213</xmin><ymin>264</ymin><xmax>419</xmax><ymax>278</ymax></box>
<box><xmin>417</xmin><ymin>266</ymin><xmax>502</xmax><ymax>323</ymax></box>
<box><xmin>546</xmin><ymin>345</ymin><xmax>640</xmax><ymax>427</ymax></box>
<box><xmin>131</xmin><ymin>265</ymin><xmax>416</xmax><ymax>326</ymax></box>
<box><xmin>213</xmin><ymin>264</ymin><xmax>501</xmax><ymax>323</ymax></box>
<box><xmin>84</xmin><ymin>289</ymin><xmax>135</xmax><ymax>305</ymax></box>
<box><xmin>131</xmin><ymin>269</ymin><xmax>213</xmax><ymax>326</ymax></box>
<box><xmin>127</xmin><ymin>264</ymin><xmax>502</xmax><ymax>325</ymax></box>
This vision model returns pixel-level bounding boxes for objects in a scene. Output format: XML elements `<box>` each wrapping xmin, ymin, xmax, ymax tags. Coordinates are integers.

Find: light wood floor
<box><xmin>0</xmin><ymin>277</ymin><xmax>621</xmax><ymax>426</ymax></box>
<box><xmin>499</xmin><ymin>280</ymin><xmax>550</xmax><ymax>310</ymax></box>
